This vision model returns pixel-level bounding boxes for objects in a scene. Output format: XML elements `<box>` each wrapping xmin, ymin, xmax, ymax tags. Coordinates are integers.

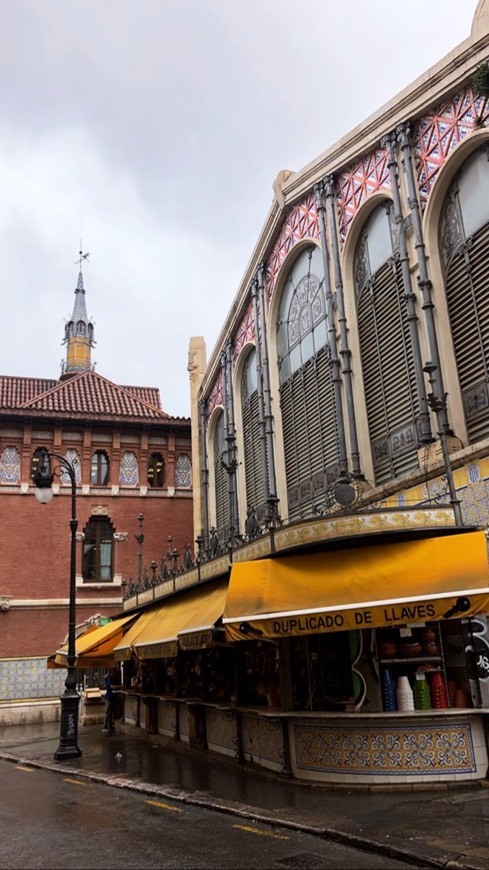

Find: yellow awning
<box><xmin>113</xmin><ymin>609</ymin><xmax>164</xmax><ymax>661</ymax></box>
<box><xmin>178</xmin><ymin>582</ymin><xmax>228</xmax><ymax>650</ymax></box>
<box><xmin>127</xmin><ymin>581</ymin><xmax>227</xmax><ymax>659</ymax></box>
<box><xmin>223</xmin><ymin>530</ymin><xmax>489</xmax><ymax>641</ymax></box>
<box><xmin>53</xmin><ymin>615</ymin><xmax>136</xmax><ymax>668</ymax></box>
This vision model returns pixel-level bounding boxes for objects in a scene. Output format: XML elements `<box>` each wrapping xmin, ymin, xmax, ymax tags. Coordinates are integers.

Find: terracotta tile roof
<box><xmin>1</xmin><ymin>371</ymin><xmax>169</xmax><ymax>420</ymax></box>
<box><xmin>0</xmin><ymin>376</ymin><xmax>58</xmax><ymax>408</ymax></box>
<box><xmin>120</xmin><ymin>386</ymin><xmax>162</xmax><ymax>410</ymax></box>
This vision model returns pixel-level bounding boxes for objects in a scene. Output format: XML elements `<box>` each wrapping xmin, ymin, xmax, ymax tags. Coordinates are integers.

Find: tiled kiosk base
<box><xmin>289</xmin><ymin>710</ymin><xmax>489</xmax><ymax>784</ymax></box>
<box><xmin>120</xmin><ymin>698</ymin><xmax>489</xmax><ymax>785</ymax></box>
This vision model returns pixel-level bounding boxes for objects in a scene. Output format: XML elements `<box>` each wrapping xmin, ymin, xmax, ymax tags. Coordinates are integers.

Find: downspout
<box><xmin>199</xmin><ymin>397</ymin><xmax>210</xmax><ymax>549</ymax></box>
<box><xmin>314</xmin><ymin>183</ymin><xmax>349</xmax><ymax>480</ymax></box>
<box><xmin>396</xmin><ymin>122</ymin><xmax>451</xmax><ymax>434</ymax></box>
<box><xmin>256</xmin><ymin>264</ymin><xmax>279</xmax><ymax>508</ymax></box>
<box><xmin>251</xmin><ymin>277</ymin><xmax>270</xmax><ymax>501</ymax></box>
<box><xmin>223</xmin><ymin>339</ymin><xmax>239</xmax><ymax>543</ymax></box>
<box><xmin>324</xmin><ymin>175</ymin><xmax>363</xmax><ymax>478</ymax></box>
<box><xmin>382</xmin><ymin>131</ymin><xmax>433</xmax><ymax>446</ymax></box>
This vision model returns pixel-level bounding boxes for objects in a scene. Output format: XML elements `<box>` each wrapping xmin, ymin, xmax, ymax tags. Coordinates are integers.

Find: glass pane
<box><xmin>459</xmin><ymin>151</ymin><xmax>489</xmax><ymax>239</ymax></box>
<box><xmin>367</xmin><ymin>207</ymin><xmax>392</xmax><ymax>275</ymax></box>
<box><xmin>300</xmin><ymin>329</ymin><xmax>315</xmax><ymax>365</ymax></box>
<box><xmin>245</xmin><ymin>349</ymin><xmax>257</xmax><ymax>394</ymax></box>
<box><xmin>313</xmin><ymin>317</ymin><xmax>328</xmax><ymax>352</ymax></box>
<box><xmin>279</xmin><ymin>353</ymin><xmax>291</xmax><ymax>384</ymax></box>
<box><xmin>100</xmin><ymin>542</ymin><xmax>112</xmax><ymax>580</ymax></box>
<box><xmin>289</xmin><ymin>344</ymin><xmax>302</xmax><ymax>375</ymax></box>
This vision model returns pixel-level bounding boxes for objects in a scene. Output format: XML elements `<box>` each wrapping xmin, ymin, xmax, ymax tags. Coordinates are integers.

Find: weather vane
<box><xmin>75</xmin><ymin>240</ymin><xmax>90</xmax><ymax>269</ymax></box>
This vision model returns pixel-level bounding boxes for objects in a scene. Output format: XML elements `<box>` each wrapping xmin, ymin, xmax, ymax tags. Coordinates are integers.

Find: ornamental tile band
<box><xmin>294</xmin><ymin>722</ymin><xmax>476</xmax><ymax>775</ymax></box>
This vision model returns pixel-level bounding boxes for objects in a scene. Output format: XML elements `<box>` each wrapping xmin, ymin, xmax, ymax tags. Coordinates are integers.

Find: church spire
<box><xmin>61</xmin><ymin>248</ymin><xmax>95</xmax><ymax>377</ymax></box>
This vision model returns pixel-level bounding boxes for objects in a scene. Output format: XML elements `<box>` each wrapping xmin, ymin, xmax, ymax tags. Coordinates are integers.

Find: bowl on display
<box><xmin>379</xmin><ymin>642</ymin><xmax>397</xmax><ymax>657</ymax></box>
<box><xmin>399</xmin><ymin>642</ymin><xmax>422</xmax><ymax>657</ymax></box>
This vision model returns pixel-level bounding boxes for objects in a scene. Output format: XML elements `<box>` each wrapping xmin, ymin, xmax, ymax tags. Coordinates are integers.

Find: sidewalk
<box><xmin>1</xmin><ymin>720</ymin><xmax>488</xmax><ymax>870</ymax></box>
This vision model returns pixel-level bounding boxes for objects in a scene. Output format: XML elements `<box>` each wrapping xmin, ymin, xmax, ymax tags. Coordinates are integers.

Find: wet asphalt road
<box><xmin>0</xmin><ymin>761</ymin><xmax>425</xmax><ymax>869</ymax></box>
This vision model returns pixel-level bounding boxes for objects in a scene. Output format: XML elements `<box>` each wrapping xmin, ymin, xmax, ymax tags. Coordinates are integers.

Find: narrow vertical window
<box><xmin>147</xmin><ymin>452</ymin><xmax>165</xmax><ymax>487</ymax></box>
<box><xmin>354</xmin><ymin>202</ymin><xmax>419</xmax><ymax>484</ymax></box>
<box><xmin>83</xmin><ymin>518</ymin><xmax>114</xmax><ymax>582</ymax></box>
<box><xmin>439</xmin><ymin>147</ymin><xmax>489</xmax><ymax>443</ymax></box>
<box><xmin>91</xmin><ymin>450</ymin><xmax>110</xmax><ymax>485</ymax></box>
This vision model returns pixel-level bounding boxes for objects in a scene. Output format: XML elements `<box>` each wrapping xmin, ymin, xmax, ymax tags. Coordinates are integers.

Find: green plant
<box><xmin>473</xmin><ymin>62</ymin><xmax>489</xmax><ymax>97</ymax></box>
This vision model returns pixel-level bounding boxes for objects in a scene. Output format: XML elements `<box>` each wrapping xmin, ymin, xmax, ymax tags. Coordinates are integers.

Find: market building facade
<box><xmin>112</xmin><ymin>2</ymin><xmax>489</xmax><ymax>785</ymax></box>
<box><xmin>0</xmin><ymin>263</ymin><xmax>193</xmax><ymax>725</ymax></box>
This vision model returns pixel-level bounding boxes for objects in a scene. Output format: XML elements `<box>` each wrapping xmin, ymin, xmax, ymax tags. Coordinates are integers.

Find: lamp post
<box><xmin>134</xmin><ymin>513</ymin><xmax>144</xmax><ymax>584</ymax></box>
<box><xmin>423</xmin><ymin>362</ymin><xmax>463</xmax><ymax>527</ymax></box>
<box><xmin>33</xmin><ymin>449</ymin><xmax>82</xmax><ymax>761</ymax></box>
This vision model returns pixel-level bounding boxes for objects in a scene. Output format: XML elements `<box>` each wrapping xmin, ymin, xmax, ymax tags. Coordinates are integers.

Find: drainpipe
<box><xmin>324</xmin><ymin>175</ymin><xmax>363</xmax><ymax>478</ymax></box>
<box><xmin>199</xmin><ymin>397</ymin><xmax>210</xmax><ymax>549</ymax></box>
<box><xmin>251</xmin><ymin>278</ymin><xmax>270</xmax><ymax>502</ymax></box>
<box><xmin>222</xmin><ymin>340</ymin><xmax>239</xmax><ymax>543</ymax></box>
<box><xmin>382</xmin><ymin>131</ymin><xmax>433</xmax><ymax>446</ymax></box>
<box><xmin>256</xmin><ymin>264</ymin><xmax>279</xmax><ymax>507</ymax></box>
<box><xmin>314</xmin><ymin>183</ymin><xmax>349</xmax><ymax>480</ymax></box>
<box><xmin>397</xmin><ymin>122</ymin><xmax>451</xmax><ymax>435</ymax></box>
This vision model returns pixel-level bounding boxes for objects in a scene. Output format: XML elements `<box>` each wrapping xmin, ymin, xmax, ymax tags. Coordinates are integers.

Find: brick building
<box><xmin>0</xmin><ymin>264</ymin><xmax>192</xmax><ymax>723</ymax></box>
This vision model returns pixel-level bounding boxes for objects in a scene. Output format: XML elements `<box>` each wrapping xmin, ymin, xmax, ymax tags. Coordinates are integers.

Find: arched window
<box><xmin>0</xmin><ymin>446</ymin><xmax>20</xmax><ymax>484</ymax></box>
<box><xmin>82</xmin><ymin>517</ymin><xmax>114</xmax><ymax>582</ymax></box>
<box><xmin>241</xmin><ymin>348</ymin><xmax>267</xmax><ymax>516</ymax></box>
<box><xmin>439</xmin><ymin>147</ymin><xmax>489</xmax><ymax>442</ymax></box>
<box><xmin>31</xmin><ymin>447</ymin><xmax>50</xmax><ymax>482</ymax></box>
<box><xmin>119</xmin><ymin>451</ymin><xmax>138</xmax><ymax>487</ymax></box>
<box><xmin>91</xmin><ymin>450</ymin><xmax>109</xmax><ymax>485</ymax></box>
<box><xmin>147</xmin><ymin>452</ymin><xmax>165</xmax><ymax>487</ymax></box>
<box><xmin>213</xmin><ymin>412</ymin><xmax>230</xmax><ymax>539</ymax></box>
<box><xmin>354</xmin><ymin>202</ymin><xmax>419</xmax><ymax>484</ymax></box>
<box><xmin>276</xmin><ymin>245</ymin><xmax>337</xmax><ymax>521</ymax></box>
<box><xmin>175</xmin><ymin>454</ymin><xmax>192</xmax><ymax>488</ymax></box>
<box><xmin>76</xmin><ymin>320</ymin><xmax>86</xmax><ymax>335</ymax></box>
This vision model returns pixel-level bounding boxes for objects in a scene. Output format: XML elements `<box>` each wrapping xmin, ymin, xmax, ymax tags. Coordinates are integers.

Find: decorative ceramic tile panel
<box><xmin>207</xmin><ymin>371</ymin><xmax>224</xmax><ymax>414</ymax></box>
<box><xmin>414</xmin><ymin>85</ymin><xmax>489</xmax><ymax>208</ymax></box>
<box><xmin>337</xmin><ymin>149</ymin><xmax>391</xmax><ymax>243</ymax></box>
<box><xmin>119</xmin><ymin>451</ymin><xmax>138</xmax><ymax>487</ymax></box>
<box><xmin>0</xmin><ymin>446</ymin><xmax>20</xmax><ymax>484</ymax></box>
<box><xmin>458</xmin><ymin>478</ymin><xmax>489</xmax><ymax>527</ymax></box>
<box><xmin>295</xmin><ymin>721</ymin><xmax>476</xmax><ymax>775</ymax></box>
<box><xmin>241</xmin><ymin>714</ymin><xmax>285</xmax><ymax>765</ymax></box>
<box><xmin>265</xmin><ymin>193</ymin><xmax>319</xmax><ymax>302</ymax></box>
<box><xmin>206</xmin><ymin>707</ymin><xmax>238</xmax><ymax>752</ymax></box>
<box><xmin>233</xmin><ymin>303</ymin><xmax>256</xmax><ymax>360</ymax></box>
<box><xmin>175</xmin><ymin>454</ymin><xmax>192</xmax><ymax>488</ymax></box>
<box><xmin>0</xmin><ymin>658</ymin><xmax>65</xmax><ymax>701</ymax></box>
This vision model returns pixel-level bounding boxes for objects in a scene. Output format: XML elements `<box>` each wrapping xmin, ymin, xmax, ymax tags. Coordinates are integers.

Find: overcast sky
<box><xmin>0</xmin><ymin>1</ymin><xmax>476</xmax><ymax>417</ymax></box>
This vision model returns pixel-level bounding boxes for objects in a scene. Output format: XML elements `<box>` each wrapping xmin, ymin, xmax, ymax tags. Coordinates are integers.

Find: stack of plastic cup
<box><xmin>413</xmin><ymin>672</ymin><xmax>431</xmax><ymax>710</ymax></box>
<box><xmin>429</xmin><ymin>671</ymin><xmax>448</xmax><ymax>708</ymax></box>
<box><xmin>396</xmin><ymin>675</ymin><xmax>415</xmax><ymax>711</ymax></box>
<box><xmin>381</xmin><ymin>668</ymin><xmax>397</xmax><ymax>711</ymax></box>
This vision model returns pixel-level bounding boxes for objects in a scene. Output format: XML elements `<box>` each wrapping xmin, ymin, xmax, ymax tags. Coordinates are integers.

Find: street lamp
<box><xmin>33</xmin><ymin>449</ymin><xmax>82</xmax><ymax>761</ymax></box>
